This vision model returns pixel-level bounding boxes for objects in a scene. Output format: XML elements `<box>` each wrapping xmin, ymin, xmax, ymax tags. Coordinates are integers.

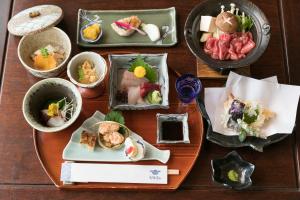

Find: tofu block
<box><xmin>200</xmin><ymin>16</ymin><xmax>217</xmax><ymax>33</ymax></box>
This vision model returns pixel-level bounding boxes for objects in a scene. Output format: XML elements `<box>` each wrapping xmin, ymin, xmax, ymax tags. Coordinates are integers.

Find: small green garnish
<box><xmin>40</xmin><ymin>47</ymin><xmax>49</xmax><ymax>58</ymax></box>
<box><xmin>239</xmin><ymin>128</ymin><xmax>247</xmax><ymax>142</ymax></box>
<box><xmin>128</xmin><ymin>56</ymin><xmax>157</xmax><ymax>83</ymax></box>
<box><xmin>228</xmin><ymin>170</ymin><xmax>239</xmax><ymax>182</ymax></box>
<box><xmin>78</xmin><ymin>67</ymin><xmax>84</xmax><ymax>81</ymax></box>
<box><xmin>104</xmin><ymin>111</ymin><xmax>125</xmax><ymax>125</ymax></box>
<box><xmin>243</xmin><ymin>108</ymin><xmax>259</xmax><ymax>124</ymax></box>
<box><xmin>236</xmin><ymin>14</ymin><xmax>254</xmax><ymax>32</ymax></box>
<box><xmin>146</xmin><ymin>90</ymin><xmax>162</xmax><ymax>104</ymax></box>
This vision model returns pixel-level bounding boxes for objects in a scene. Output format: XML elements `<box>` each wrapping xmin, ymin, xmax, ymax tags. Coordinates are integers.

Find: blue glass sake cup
<box><xmin>175</xmin><ymin>74</ymin><xmax>202</xmax><ymax>104</ymax></box>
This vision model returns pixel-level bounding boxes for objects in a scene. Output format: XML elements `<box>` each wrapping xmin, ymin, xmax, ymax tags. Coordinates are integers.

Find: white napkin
<box><xmin>61</xmin><ymin>162</ymin><xmax>168</xmax><ymax>184</ymax></box>
<box><xmin>205</xmin><ymin>72</ymin><xmax>300</xmax><ymax>138</ymax></box>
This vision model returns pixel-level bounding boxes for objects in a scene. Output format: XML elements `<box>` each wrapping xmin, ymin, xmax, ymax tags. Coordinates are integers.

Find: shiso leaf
<box><xmin>104</xmin><ymin>111</ymin><xmax>125</xmax><ymax>125</ymax></box>
<box><xmin>128</xmin><ymin>55</ymin><xmax>157</xmax><ymax>83</ymax></box>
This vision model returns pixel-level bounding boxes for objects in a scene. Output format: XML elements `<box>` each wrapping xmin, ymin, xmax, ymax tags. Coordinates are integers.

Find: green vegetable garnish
<box><xmin>236</xmin><ymin>14</ymin><xmax>253</xmax><ymax>32</ymax></box>
<box><xmin>146</xmin><ymin>90</ymin><xmax>162</xmax><ymax>104</ymax></box>
<box><xmin>78</xmin><ymin>67</ymin><xmax>84</xmax><ymax>81</ymax></box>
<box><xmin>238</xmin><ymin>128</ymin><xmax>247</xmax><ymax>142</ymax></box>
<box><xmin>40</xmin><ymin>47</ymin><xmax>49</xmax><ymax>58</ymax></box>
<box><xmin>128</xmin><ymin>56</ymin><xmax>157</xmax><ymax>83</ymax></box>
<box><xmin>228</xmin><ymin>170</ymin><xmax>239</xmax><ymax>182</ymax></box>
<box><xmin>243</xmin><ymin>108</ymin><xmax>259</xmax><ymax>124</ymax></box>
<box><xmin>104</xmin><ymin>111</ymin><xmax>125</xmax><ymax>125</ymax></box>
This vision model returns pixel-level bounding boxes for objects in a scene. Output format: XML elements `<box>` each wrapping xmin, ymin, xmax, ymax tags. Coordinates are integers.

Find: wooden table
<box><xmin>0</xmin><ymin>0</ymin><xmax>300</xmax><ymax>199</ymax></box>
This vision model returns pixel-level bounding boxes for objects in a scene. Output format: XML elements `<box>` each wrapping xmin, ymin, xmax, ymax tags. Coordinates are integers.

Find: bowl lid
<box><xmin>7</xmin><ymin>4</ymin><xmax>63</xmax><ymax>36</ymax></box>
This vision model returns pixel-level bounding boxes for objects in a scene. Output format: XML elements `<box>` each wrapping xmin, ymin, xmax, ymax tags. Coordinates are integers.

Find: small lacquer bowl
<box><xmin>67</xmin><ymin>51</ymin><xmax>107</xmax><ymax>98</ymax></box>
<box><xmin>156</xmin><ymin>113</ymin><xmax>190</xmax><ymax>144</ymax></box>
<box><xmin>211</xmin><ymin>151</ymin><xmax>255</xmax><ymax>190</ymax></box>
<box><xmin>80</xmin><ymin>22</ymin><xmax>103</xmax><ymax>43</ymax></box>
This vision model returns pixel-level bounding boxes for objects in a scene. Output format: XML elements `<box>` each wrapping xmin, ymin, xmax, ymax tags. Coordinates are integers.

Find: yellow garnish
<box><xmin>83</xmin><ymin>23</ymin><xmax>101</xmax><ymax>40</ymax></box>
<box><xmin>47</xmin><ymin>103</ymin><xmax>59</xmax><ymax>117</ymax></box>
<box><xmin>33</xmin><ymin>54</ymin><xmax>57</xmax><ymax>70</ymax></box>
<box><xmin>133</xmin><ymin>66</ymin><xmax>146</xmax><ymax>78</ymax></box>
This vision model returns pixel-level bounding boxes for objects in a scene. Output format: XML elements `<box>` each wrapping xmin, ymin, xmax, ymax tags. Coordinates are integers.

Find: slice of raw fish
<box><xmin>47</xmin><ymin>116</ymin><xmax>65</xmax><ymax>127</ymax></box>
<box><xmin>120</xmin><ymin>70</ymin><xmax>148</xmax><ymax>91</ymax></box>
<box><xmin>128</xmin><ymin>86</ymin><xmax>144</xmax><ymax>105</ymax></box>
<box><xmin>41</xmin><ymin>109</ymin><xmax>50</xmax><ymax>122</ymax></box>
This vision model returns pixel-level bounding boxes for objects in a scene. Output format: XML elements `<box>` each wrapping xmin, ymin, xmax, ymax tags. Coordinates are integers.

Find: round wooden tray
<box><xmin>32</xmin><ymin>60</ymin><xmax>204</xmax><ymax>190</ymax></box>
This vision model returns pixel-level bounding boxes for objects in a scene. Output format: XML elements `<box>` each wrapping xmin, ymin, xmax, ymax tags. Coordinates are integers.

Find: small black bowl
<box><xmin>211</xmin><ymin>151</ymin><xmax>255</xmax><ymax>190</ymax></box>
<box><xmin>184</xmin><ymin>0</ymin><xmax>270</xmax><ymax>71</ymax></box>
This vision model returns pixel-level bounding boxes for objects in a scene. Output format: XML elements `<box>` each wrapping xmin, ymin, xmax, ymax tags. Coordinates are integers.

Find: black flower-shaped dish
<box><xmin>211</xmin><ymin>151</ymin><xmax>255</xmax><ymax>190</ymax></box>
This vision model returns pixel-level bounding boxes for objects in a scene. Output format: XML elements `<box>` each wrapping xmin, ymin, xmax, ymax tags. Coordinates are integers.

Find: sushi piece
<box><xmin>111</xmin><ymin>16</ymin><xmax>142</xmax><ymax>36</ymax></box>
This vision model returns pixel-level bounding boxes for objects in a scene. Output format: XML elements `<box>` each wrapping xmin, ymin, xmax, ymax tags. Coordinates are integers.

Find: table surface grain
<box><xmin>0</xmin><ymin>0</ymin><xmax>300</xmax><ymax>199</ymax></box>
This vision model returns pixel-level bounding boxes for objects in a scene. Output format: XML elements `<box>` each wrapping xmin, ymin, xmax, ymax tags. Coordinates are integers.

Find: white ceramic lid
<box><xmin>7</xmin><ymin>4</ymin><xmax>63</xmax><ymax>36</ymax></box>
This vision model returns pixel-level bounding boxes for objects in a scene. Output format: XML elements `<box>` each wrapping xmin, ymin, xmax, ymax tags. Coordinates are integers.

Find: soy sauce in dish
<box><xmin>161</xmin><ymin>121</ymin><xmax>183</xmax><ymax>141</ymax></box>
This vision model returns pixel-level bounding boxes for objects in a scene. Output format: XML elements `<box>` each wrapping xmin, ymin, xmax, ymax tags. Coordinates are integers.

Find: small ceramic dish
<box><xmin>97</xmin><ymin>121</ymin><xmax>131</xmax><ymax>150</ymax></box>
<box><xmin>22</xmin><ymin>78</ymin><xmax>82</xmax><ymax>133</ymax></box>
<box><xmin>124</xmin><ymin>137</ymin><xmax>146</xmax><ymax>161</ymax></box>
<box><xmin>211</xmin><ymin>151</ymin><xmax>255</xmax><ymax>190</ymax></box>
<box><xmin>80</xmin><ymin>21</ymin><xmax>103</xmax><ymax>43</ymax></box>
<box><xmin>67</xmin><ymin>51</ymin><xmax>107</xmax><ymax>89</ymax></box>
<box><xmin>18</xmin><ymin>27</ymin><xmax>72</xmax><ymax>78</ymax></box>
<box><xmin>156</xmin><ymin>113</ymin><xmax>190</xmax><ymax>144</ymax></box>
<box><xmin>108</xmin><ymin>53</ymin><xmax>169</xmax><ymax>110</ymax></box>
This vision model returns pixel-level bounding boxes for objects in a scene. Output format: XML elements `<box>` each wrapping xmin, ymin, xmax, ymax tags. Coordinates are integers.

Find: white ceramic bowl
<box><xmin>18</xmin><ymin>27</ymin><xmax>72</xmax><ymax>78</ymax></box>
<box><xmin>22</xmin><ymin>78</ymin><xmax>82</xmax><ymax>133</ymax></box>
<box><xmin>67</xmin><ymin>51</ymin><xmax>107</xmax><ymax>88</ymax></box>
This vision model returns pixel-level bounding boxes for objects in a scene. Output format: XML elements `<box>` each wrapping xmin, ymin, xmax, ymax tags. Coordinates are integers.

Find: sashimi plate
<box><xmin>63</xmin><ymin>111</ymin><xmax>170</xmax><ymax>163</ymax></box>
<box><xmin>108</xmin><ymin>53</ymin><xmax>169</xmax><ymax>110</ymax></box>
<box><xmin>77</xmin><ymin>7</ymin><xmax>177</xmax><ymax>47</ymax></box>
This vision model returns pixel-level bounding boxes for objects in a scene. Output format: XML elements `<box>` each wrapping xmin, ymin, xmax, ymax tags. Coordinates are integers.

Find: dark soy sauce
<box><xmin>161</xmin><ymin>121</ymin><xmax>183</xmax><ymax>141</ymax></box>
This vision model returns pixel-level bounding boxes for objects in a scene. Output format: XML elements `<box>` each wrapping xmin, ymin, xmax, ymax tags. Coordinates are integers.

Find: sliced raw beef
<box><xmin>204</xmin><ymin>32</ymin><xmax>256</xmax><ymax>61</ymax></box>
